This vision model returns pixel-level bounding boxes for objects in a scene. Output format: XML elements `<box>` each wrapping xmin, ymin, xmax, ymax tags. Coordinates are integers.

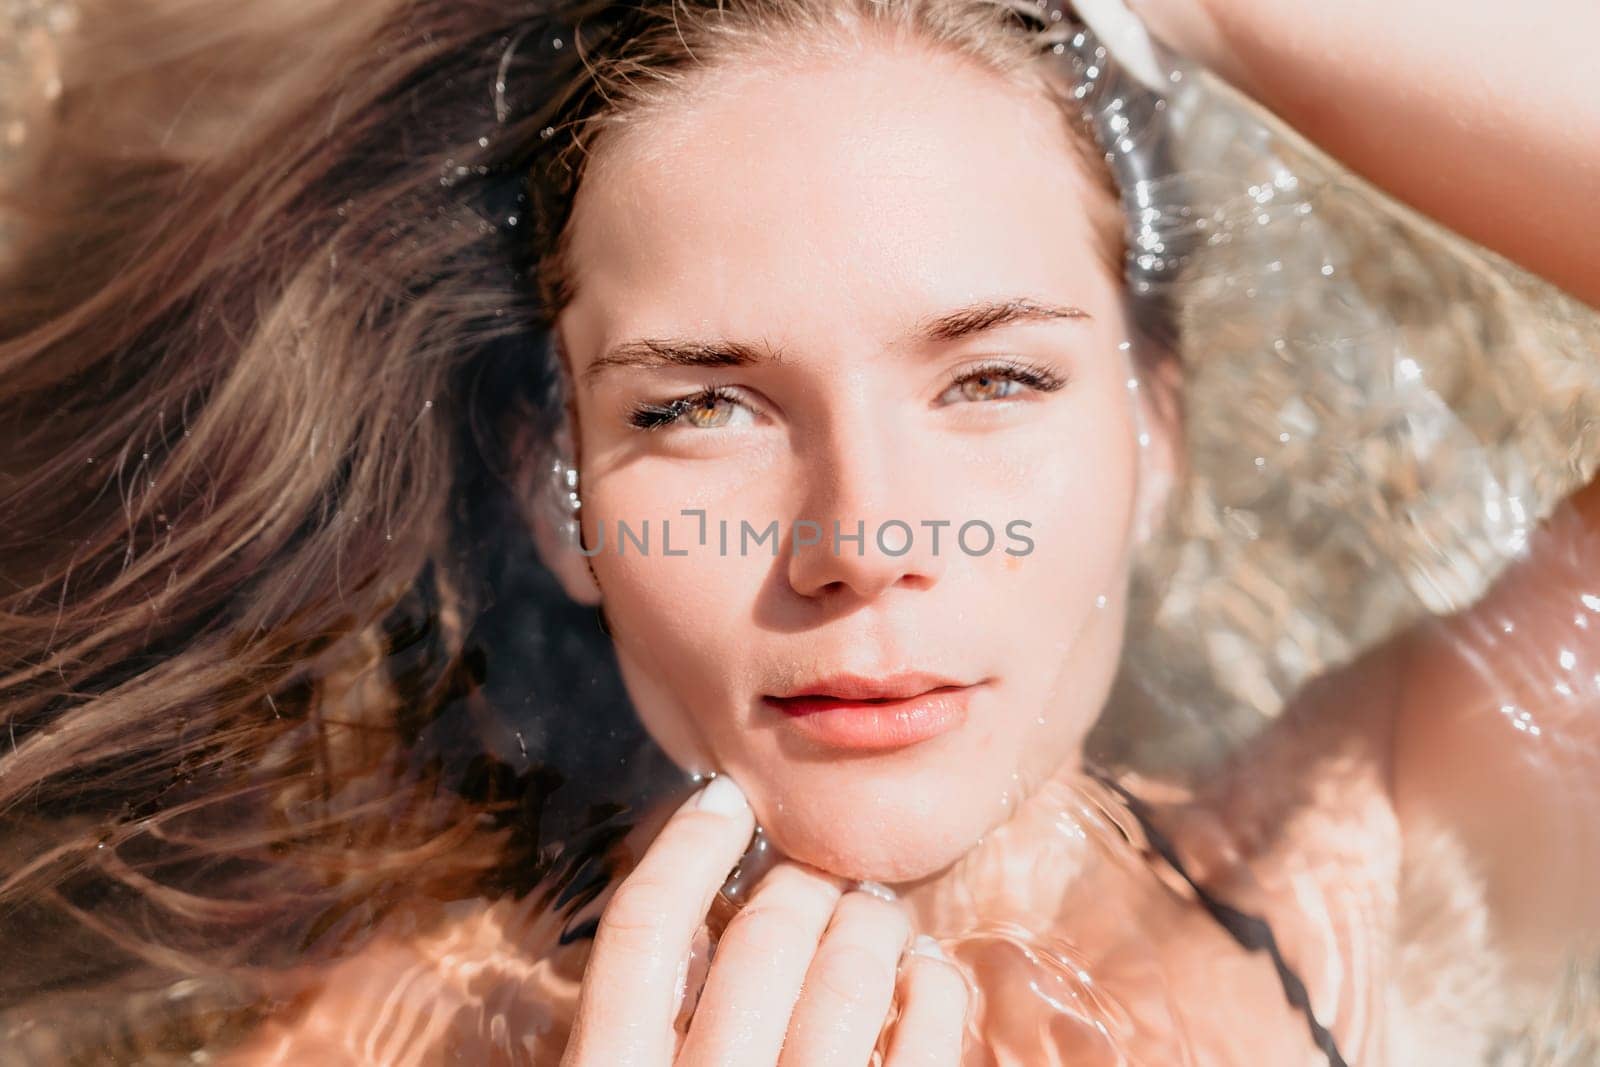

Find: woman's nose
<box><xmin>784</xmin><ymin>423</ymin><xmax>946</xmax><ymax>602</ymax></box>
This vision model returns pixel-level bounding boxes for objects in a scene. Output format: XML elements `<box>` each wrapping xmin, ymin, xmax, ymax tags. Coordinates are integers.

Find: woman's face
<box><xmin>544</xmin><ymin>41</ymin><xmax>1176</xmax><ymax>884</ymax></box>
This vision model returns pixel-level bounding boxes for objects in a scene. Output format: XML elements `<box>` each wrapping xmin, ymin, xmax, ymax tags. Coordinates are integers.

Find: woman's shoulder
<box><xmin>1136</xmin><ymin>637</ymin><xmax>1528</xmax><ymax>1064</ymax></box>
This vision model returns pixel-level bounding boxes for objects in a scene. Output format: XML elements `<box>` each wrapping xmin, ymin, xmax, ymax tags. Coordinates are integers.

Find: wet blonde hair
<box><xmin>0</xmin><ymin>0</ymin><xmax>1126</xmax><ymax>1055</ymax></box>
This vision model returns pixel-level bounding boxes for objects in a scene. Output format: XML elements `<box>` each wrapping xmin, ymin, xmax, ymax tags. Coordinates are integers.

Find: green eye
<box><xmin>952</xmin><ymin>372</ymin><xmax>1024</xmax><ymax>402</ymax></box>
<box><xmin>682</xmin><ymin>392</ymin><xmax>739</xmax><ymax>428</ymax></box>
<box><xmin>627</xmin><ymin>386</ymin><xmax>756</xmax><ymax>431</ymax></box>
<box><xmin>939</xmin><ymin>359</ymin><xmax>1067</xmax><ymax>404</ymax></box>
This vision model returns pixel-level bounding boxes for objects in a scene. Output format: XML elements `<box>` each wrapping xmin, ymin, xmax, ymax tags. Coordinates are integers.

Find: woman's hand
<box><xmin>561</xmin><ymin>774</ymin><xmax>970</xmax><ymax>1067</ymax></box>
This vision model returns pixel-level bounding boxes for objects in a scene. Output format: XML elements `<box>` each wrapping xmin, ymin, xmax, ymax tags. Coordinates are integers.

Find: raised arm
<box><xmin>1129</xmin><ymin>0</ymin><xmax>1600</xmax><ymax>309</ymax></box>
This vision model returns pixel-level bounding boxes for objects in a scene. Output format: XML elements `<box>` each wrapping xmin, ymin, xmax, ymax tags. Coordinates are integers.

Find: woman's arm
<box><xmin>1166</xmin><ymin>475</ymin><xmax>1600</xmax><ymax>1038</ymax></box>
<box><xmin>1381</xmin><ymin>474</ymin><xmax>1600</xmax><ymax>994</ymax></box>
<box><xmin>1129</xmin><ymin>0</ymin><xmax>1600</xmax><ymax>309</ymax></box>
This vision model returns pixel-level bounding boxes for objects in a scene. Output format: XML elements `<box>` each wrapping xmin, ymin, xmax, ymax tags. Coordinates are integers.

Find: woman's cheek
<box><xmin>585</xmin><ymin>485</ymin><xmax>755</xmax><ymax>712</ymax></box>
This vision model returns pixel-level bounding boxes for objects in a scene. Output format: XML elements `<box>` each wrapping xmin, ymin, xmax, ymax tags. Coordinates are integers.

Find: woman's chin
<box><xmin>752</xmin><ymin>786</ymin><xmax>1003</xmax><ymax>887</ymax></box>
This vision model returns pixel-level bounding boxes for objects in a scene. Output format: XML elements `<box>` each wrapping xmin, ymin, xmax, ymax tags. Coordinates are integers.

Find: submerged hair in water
<box><xmin>0</xmin><ymin>0</ymin><xmax>1164</xmax><ymax>1056</ymax></box>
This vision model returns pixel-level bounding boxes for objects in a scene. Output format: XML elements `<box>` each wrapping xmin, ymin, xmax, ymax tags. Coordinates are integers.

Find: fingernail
<box><xmin>696</xmin><ymin>775</ymin><xmax>749</xmax><ymax>817</ymax></box>
<box><xmin>911</xmin><ymin>935</ymin><xmax>947</xmax><ymax>961</ymax></box>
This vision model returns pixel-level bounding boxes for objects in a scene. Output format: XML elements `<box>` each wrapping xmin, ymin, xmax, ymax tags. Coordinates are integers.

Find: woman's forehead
<box><xmin>558</xmin><ymin>49</ymin><xmax>1117</xmax><ymax>368</ymax></box>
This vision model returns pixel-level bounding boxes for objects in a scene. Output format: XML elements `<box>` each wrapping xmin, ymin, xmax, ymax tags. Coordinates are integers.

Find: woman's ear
<box><xmin>518</xmin><ymin>330</ymin><xmax>606</xmax><ymax>607</ymax></box>
<box><xmin>530</xmin><ymin>489</ymin><xmax>604</xmax><ymax>606</ymax></box>
<box><xmin>512</xmin><ymin>409</ymin><xmax>604</xmax><ymax>606</ymax></box>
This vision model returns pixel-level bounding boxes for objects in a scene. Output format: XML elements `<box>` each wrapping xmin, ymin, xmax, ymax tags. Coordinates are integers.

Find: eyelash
<box><xmin>624</xmin><ymin>358</ymin><xmax>1068</xmax><ymax>431</ymax></box>
<box><xmin>627</xmin><ymin>384</ymin><xmax>748</xmax><ymax>431</ymax></box>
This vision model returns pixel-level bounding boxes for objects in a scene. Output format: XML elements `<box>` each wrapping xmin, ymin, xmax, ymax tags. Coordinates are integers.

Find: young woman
<box><xmin>1</xmin><ymin>0</ymin><xmax>1595</xmax><ymax>1064</ymax></box>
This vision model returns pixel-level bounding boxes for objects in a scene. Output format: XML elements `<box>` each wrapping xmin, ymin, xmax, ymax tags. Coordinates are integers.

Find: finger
<box><xmin>563</xmin><ymin>775</ymin><xmax>756</xmax><ymax>1067</ymax></box>
<box><xmin>676</xmin><ymin>862</ymin><xmax>848</xmax><ymax>1064</ymax></box>
<box><xmin>883</xmin><ymin>937</ymin><xmax>970</xmax><ymax>1067</ymax></box>
<box><xmin>777</xmin><ymin>890</ymin><xmax>913</xmax><ymax>1067</ymax></box>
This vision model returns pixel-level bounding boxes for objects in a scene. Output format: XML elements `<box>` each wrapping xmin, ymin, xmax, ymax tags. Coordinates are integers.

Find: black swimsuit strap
<box><xmin>1084</xmin><ymin>767</ymin><xmax>1351</xmax><ymax>1067</ymax></box>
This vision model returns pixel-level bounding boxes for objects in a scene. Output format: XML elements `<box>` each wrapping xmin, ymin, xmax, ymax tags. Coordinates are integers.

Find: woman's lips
<box><xmin>762</xmin><ymin>684</ymin><xmax>975</xmax><ymax>751</ymax></box>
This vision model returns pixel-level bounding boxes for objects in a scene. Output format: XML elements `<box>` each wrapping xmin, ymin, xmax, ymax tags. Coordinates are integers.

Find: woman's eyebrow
<box><xmin>917</xmin><ymin>297</ymin><xmax>1091</xmax><ymax>342</ymax></box>
<box><xmin>579</xmin><ymin>297</ymin><xmax>1090</xmax><ymax>387</ymax></box>
<box><xmin>581</xmin><ymin>338</ymin><xmax>774</xmax><ymax>388</ymax></box>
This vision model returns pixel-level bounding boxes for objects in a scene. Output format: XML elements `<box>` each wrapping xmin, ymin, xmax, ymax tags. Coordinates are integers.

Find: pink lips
<box><xmin>763</xmin><ymin>672</ymin><xmax>978</xmax><ymax>751</ymax></box>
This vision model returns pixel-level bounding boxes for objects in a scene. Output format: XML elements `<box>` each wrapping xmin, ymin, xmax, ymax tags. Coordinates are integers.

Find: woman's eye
<box><xmin>949</xmin><ymin>372</ymin><xmax>1023</xmax><ymax>403</ymax></box>
<box><xmin>627</xmin><ymin>386</ymin><xmax>756</xmax><ymax>431</ymax></box>
<box><xmin>938</xmin><ymin>360</ymin><xmax>1067</xmax><ymax>405</ymax></box>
